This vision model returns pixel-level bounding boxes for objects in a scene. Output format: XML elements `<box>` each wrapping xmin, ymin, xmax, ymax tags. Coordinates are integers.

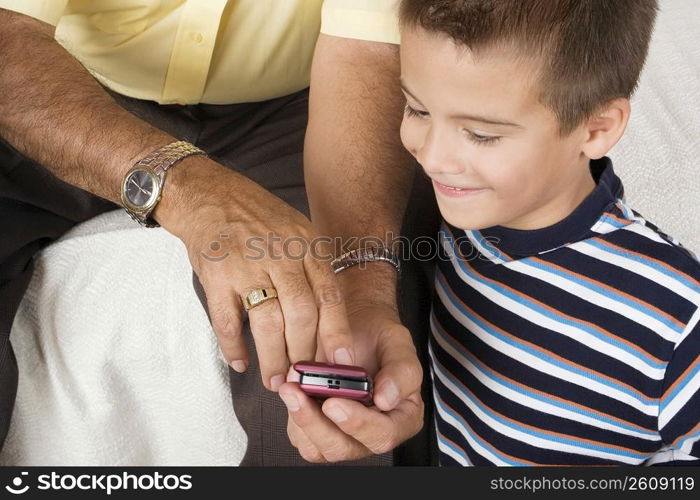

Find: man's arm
<box><xmin>281</xmin><ymin>34</ymin><xmax>425</xmax><ymax>462</ymax></box>
<box><xmin>0</xmin><ymin>9</ymin><xmax>356</xmax><ymax>393</ymax></box>
<box><xmin>0</xmin><ymin>8</ymin><xmax>173</xmax><ymax>201</ymax></box>
<box><xmin>304</xmin><ymin>34</ymin><xmax>415</xmax><ymax>312</ymax></box>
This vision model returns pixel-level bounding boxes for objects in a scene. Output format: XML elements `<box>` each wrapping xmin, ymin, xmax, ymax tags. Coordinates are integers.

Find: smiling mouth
<box><xmin>432</xmin><ymin>180</ymin><xmax>487</xmax><ymax>200</ymax></box>
<box><xmin>433</xmin><ymin>180</ymin><xmax>486</xmax><ymax>192</ymax></box>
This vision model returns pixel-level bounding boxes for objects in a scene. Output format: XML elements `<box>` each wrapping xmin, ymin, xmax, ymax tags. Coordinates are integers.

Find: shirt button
<box><xmin>189</xmin><ymin>32</ymin><xmax>204</xmax><ymax>43</ymax></box>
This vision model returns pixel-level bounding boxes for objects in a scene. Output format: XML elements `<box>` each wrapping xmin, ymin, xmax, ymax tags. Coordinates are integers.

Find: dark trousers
<box><xmin>0</xmin><ymin>89</ymin><xmax>439</xmax><ymax>465</ymax></box>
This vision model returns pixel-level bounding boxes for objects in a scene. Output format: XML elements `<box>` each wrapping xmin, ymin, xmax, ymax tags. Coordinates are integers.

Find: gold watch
<box><xmin>121</xmin><ymin>140</ymin><xmax>205</xmax><ymax>227</ymax></box>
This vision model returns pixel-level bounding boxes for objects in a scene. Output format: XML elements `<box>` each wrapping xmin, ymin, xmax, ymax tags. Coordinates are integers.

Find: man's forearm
<box><xmin>304</xmin><ymin>35</ymin><xmax>415</xmax><ymax>309</ymax></box>
<box><xmin>0</xmin><ymin>9</ymin><xmax>174</xmax><ymax>205</ymax></box>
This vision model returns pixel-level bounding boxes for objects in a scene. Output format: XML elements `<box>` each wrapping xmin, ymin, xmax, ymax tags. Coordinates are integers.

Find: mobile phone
<box><xmin>293</xmin><ymin>361</ymin><xmax>373</xmax><ymax>404</ymax></box>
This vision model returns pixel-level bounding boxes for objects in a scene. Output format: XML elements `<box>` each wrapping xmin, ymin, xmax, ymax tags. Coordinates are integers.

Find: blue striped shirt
<box><xmin>431</xmin><ymin>157</ymin><xmax>700</xmax><ymax>466</ymax></box>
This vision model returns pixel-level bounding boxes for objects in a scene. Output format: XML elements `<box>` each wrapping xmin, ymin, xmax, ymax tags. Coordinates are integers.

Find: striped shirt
<box><xmin>431</xmin><ymin>157</ymin><xmax>700</xmax><ymax>466</ymax></box>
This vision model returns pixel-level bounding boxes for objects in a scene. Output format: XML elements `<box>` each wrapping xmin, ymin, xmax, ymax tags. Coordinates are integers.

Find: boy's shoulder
<box><xmin>574</xmin><ymin>197</ymin><xmax>700</xmax><ymax>347</ymax></box>
<box><xmin>586</xmin><ymin>198</ymin><xmax>700</xmax><ymax>286</ymax></box>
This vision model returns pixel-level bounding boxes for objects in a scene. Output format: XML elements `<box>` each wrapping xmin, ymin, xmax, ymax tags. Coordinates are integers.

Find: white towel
<box><xmin>1</xmin><ymin>210</ymin><xmax>246</xmax><ymax>465</ymax></box>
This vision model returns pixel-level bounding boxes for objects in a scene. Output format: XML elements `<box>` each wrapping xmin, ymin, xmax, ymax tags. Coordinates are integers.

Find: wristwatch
<box><xmin>121</xmin><ymin>140</ymin><xmax>205</xmax><ymax>227</ymax></box>
<box><xmin>331</xmin><ymin>246</ymin><xmax>401</xmax><ymax>274</ymax></box>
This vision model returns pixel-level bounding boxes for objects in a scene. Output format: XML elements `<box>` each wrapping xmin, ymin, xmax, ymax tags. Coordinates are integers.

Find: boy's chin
<box><xmin>438</xmin><ymin>203</ymin><xmax>501</xmax><ymax>231</ymax></box>
<box><xmin>442</xmin><ymin>213</ymin><xmax>494</xmax><ymax>232</ymax></box>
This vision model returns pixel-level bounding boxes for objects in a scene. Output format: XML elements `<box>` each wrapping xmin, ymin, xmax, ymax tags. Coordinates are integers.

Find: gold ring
<box><xmin>243</xmin><ymin>287</ymin><xmax>278</xmax><ymax>311</ymax></box>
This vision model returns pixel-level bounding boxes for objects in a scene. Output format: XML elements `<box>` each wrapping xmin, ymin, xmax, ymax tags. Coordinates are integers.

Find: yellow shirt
<box><xmin>0</xmin><ymin>0</ymin><xmax>399</xmax><ymax>105</ymax></box>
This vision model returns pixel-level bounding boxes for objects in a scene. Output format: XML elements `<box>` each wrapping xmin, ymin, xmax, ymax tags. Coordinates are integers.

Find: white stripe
<box><xmin>432</xmin><ymin>360</ymin><xmax>643</xmax><ymax>464</ymax></box>
<box><xmin>644</xmin><ymin>448</ymin><xmax>698</xmax><ymax>465</ymax></box>
<box><xmin>433</xmin><ymin>389</ymin><xmax>510</xmax><ymax>465</ymax></box>
<box><xmin>677</xmin><ymin>308</ymin><xmax>700</xmax><ymax>351</ymax></box>
<box><xmin>465</xmin><ymin>230</ymin><xmax>506</xmax><ymax>265</ymax></box>
<box><xmin>591</xmin><ymin>220</ymin><xmax>622</xmax><ymax>235</ymax></box>
<box><xmin>659</xmin><ymin>368</ymin><xmax>700</xmax><ymax>429</ymax></box>
<box><xmin>430</xmin><ymin>315</ymin><xmax>660</xmax><ymax>441</ymax></box>
<box><xmin>435</xmin><ymin>282</ymin><xmax>658</xmax><ymax>415</ymax></box>
<box><xmin>503</xmin><ymin>257</ymin><xmax>680</xmax><ymax>342</ymax></box>
<box><xmin>571</xmin><ymin>240</ymin><xmax>700</xmax><ymax>306</ymax></box>
<box><xmin>437</xmin><ymin>438</ymin><xmax>471</xmax><ymax>466</ymax></box>
<box><xmin>616</xmin><ymin>199</ymin><xmax>648</xmax><ymax>225</ymax></box>
<box><xmin>681</xmin><ymin>432</ymin><xmax>700</xmax><ymax>456</ymax></box>
<box><xmin>621</xmin><ymin>222</ymin><xmax>673</xmax><ymax>246</ymax></box>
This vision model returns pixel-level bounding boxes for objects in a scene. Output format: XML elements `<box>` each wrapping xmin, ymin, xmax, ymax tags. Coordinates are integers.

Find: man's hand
<box><xmin>278</xmin><ymin>301</ymin><xmax>424</xmax><ymax>462</ymax></box>
<box><xmin>158</xmin><ymin>156</ymin><xmax>356</xmax><ymax>390</ymax></box>
<box><xmin>0</xmin><ymin>9</ymin><xmax>355</xmax><ymax>392</ymax></box>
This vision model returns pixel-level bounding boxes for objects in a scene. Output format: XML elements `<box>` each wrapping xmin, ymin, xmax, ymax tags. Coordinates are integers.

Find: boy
<box><xmin>398</xmin><ymin>0</ymin><xmax>699</xmax><ymax>465</ymax></box>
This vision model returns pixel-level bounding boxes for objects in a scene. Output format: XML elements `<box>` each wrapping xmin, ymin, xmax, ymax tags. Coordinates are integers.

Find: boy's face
<box><xmin>399</xmin><ymin>27</ymin><xmax>596</xmax><ymax>231</ymax></box>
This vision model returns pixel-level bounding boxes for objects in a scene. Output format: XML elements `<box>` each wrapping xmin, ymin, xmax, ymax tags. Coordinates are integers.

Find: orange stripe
<box><xmin>595</xmin><ymin>238</ymin><xmax>700</xmax><ymax>290</ymax></box>
<box><xmin>662</xmin><ymin>355</ymin><xmax>700</xmax><ymax>400</ymax></box>
<box><xmin>602</xmin><ymin>211</ymin><xmax>634</xmax><ymax>226</ymax></box>
<box><xmin>437</xmin><ymin>357</ymin><xmax>648</xmax><ymax>458</ymax></box>
<box><xmin>530</xmin><ymin>256</ymin><xmax>685</xmax><ymax>330</ymax></box>
<box><xmin>432</xmin><ymin>317</ymin><xmax>658</xmax><ymax>435</ymax></box>
<box><xmin>614</xmin><ymin>200</ymin><xmax>637</xmax><ymax>219</ymax></box>
<box><xmin>437</xmin><ymin>269</ymin><xmax>657</xmax><ymax>403</ymax></box>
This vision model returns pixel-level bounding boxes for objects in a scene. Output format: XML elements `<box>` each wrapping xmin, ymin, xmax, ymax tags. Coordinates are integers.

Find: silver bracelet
<box><xmin>331</xmin><ymin>246</ymin><xmax>401</xmax><ymax>275</ymax></box>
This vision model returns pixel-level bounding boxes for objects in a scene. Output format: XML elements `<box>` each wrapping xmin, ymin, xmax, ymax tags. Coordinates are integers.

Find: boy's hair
<box><xmin>399</xmin><ymin>0</ymin><xmax>658</xmax><ymax>134</ymax></box>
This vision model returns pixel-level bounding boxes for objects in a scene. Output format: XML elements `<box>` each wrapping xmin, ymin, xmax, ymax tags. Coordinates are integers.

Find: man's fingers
<box><xmin>321</xmin><ymin>392</ymin><xmax>424</xmax><ymax>455</ymax></box>
<box><xmin>372</xmin><ymin>325</ymin><xmax>423</xmax><ymax>411</ymax></box>
<box><xmin>243</xmin><ymin>281</ymin><xmax>289</xmax><ymax>391</ymax></box>
<box><xmin>304</xmin><ymin>254</ymin><xmax>355</xmax><ymax>365</ymax></box>
<box><xmin>278</xmin><ymin>382</ymin><xmax>369</xmax><ymax>462</ymax></box>
<box><xmin>202</xmin><ymin>284</ymin><xmax>248</xmax><ymax>372</ymax></box>
<box><xmin>286</xmin><ymin>414</ymin><xmax>326</xmax><ymax>463</ymax></box>
<box><xmin>269</xmin><ymin>264</ymin><xmax>318</xmax><ymax>363</ymax></box>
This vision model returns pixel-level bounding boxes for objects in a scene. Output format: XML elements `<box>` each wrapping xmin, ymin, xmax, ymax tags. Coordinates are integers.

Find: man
<box><xmin>0</xmin><ymin>0</ymin><xmax>439</xmax><ymax>464</ymax></box>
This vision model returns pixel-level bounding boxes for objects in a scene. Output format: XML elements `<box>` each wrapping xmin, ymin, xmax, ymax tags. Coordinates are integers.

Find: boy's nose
<box><xmin>417</xmin><ymin>126</ymin><xmax>464</xmax><ymax>175</ymax></box>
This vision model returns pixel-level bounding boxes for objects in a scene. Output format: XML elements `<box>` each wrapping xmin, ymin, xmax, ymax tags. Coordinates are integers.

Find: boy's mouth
<box><xmin>432</xmin><ymin>179</ymin><xmax>486</xmax><ymax>198</ymax></box>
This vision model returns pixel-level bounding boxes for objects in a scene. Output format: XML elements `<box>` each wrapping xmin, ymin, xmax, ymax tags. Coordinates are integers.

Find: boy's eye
<box><xmin>464</xmin><ymin>129</ymin><xmax>501</xmax><ymax>146</ymax></box>
<box><xmin>404</xmin><ymin>104</ymin><xmax>429</xmax><ymax>119</ymax></box>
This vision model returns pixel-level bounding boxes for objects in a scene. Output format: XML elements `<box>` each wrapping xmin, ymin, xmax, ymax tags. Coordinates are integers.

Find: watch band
<box><xmin>134</xmin><ymin>140</ymin><xmax>204</xmax><ymax>176</ymax></box>
<box><xmin>331</xmin><ymin>246</ymin><xmax>401</xmax><ymax>275</ymax></box>
<box><xmin>122</xmin><ymin>140</ymin><xmax>205</xmax><ymax>227</ymax></box>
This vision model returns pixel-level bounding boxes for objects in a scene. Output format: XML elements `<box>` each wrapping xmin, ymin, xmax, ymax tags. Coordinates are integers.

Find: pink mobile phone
<box><xmin>293</xmin><ymin>361</ymin><xmax>373</xmax><ymax>405</ymax></box>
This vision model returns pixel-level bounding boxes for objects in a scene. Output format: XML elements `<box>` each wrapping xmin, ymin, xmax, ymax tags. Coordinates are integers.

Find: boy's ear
<box><xmin>581</xmin><ymin>98</ymin><xmax>631</xmax><ymax>160</ymax></box>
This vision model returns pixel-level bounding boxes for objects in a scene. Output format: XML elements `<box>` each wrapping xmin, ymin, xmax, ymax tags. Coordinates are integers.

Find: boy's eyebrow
<box><xmin>400</xmin><ymin>80</ymin><xmax>523</xmax><ymax>129</ymax></box>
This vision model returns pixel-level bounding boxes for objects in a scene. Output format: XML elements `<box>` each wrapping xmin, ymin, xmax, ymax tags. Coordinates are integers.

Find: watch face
<box><xmin>124</xmin><ymin>169</ymin><xmax>158</xmax><ymax>209</ymax></box>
